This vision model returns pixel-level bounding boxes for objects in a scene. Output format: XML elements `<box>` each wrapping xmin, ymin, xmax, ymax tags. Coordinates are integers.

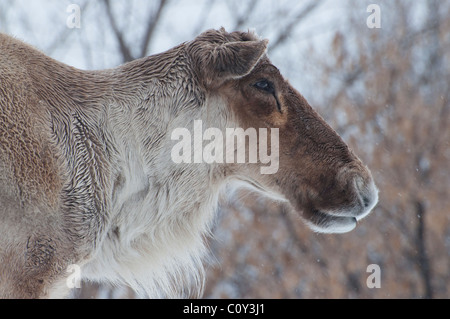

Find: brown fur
<box><xmin>0</xmin><ymin>28</ymin><xmax>377</xmax><ymax>298</ymax></box>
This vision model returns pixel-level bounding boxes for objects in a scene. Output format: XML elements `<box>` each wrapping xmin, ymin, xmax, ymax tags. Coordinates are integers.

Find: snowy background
<box><xmin>1</xmin><ymin>0</ymin><xmax>449</xmax><ymax>298</ymax></box>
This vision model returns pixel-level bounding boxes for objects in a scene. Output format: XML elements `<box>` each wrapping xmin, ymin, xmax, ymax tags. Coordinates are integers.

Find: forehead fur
<box><xmin>192</xmin><ymin>27</ymin><xmax>261</xmax><ymax>45</ymax></box>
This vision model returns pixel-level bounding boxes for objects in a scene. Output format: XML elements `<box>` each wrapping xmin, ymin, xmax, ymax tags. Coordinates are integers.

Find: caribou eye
<box><xmin>253</xmin><ymin>79</ymin><xmax>275</xmax><ymax>94</ymax></box>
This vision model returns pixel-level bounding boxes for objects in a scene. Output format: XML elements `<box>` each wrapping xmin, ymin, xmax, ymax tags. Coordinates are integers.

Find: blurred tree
<box><xmin>304</xmin><ymin>0</ymin><xmax>450</xmax><ymax>298</ymax></box>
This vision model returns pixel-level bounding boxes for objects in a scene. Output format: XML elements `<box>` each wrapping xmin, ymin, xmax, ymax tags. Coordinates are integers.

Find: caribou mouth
<box><xmin>303</xmin><ymin>209</ymin><xmax>358</xmax><ymax>234</ymax></box>
<box><xmin>304</xmin><ymin>173</ymin><xmax>379</xmax><ymax>234</ymax></box>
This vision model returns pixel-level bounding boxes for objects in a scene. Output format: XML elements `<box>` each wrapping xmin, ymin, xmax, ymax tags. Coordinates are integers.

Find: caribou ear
<box><xmin>213</xmin><ymin>39</ymin><xmax>268</xmax><ymax>80</ymax></box>
<box><xmin>191</xmin><ymin>38</ymin><xmax>269</xmax><ymax>88</ymax></box>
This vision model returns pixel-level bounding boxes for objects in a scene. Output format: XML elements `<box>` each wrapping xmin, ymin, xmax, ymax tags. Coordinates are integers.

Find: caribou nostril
<box><xmin>363</xmin><ymin>196</ymin><xmax>370</xmax><ymax>208</ymax></box>
<box><xmin>353</xmin><ymin>174</ymin><xmax>377</xmax><ymax>211</ymax></box>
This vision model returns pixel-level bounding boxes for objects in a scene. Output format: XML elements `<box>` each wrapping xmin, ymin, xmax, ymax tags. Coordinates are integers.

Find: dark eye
<box><xmin>253</xmin><ymin>79</ymin><xmax>275</xmax><ymax>94</ymax></box>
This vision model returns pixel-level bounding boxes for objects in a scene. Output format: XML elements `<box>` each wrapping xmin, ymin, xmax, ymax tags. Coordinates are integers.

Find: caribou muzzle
<box><xmin>302</xmin><ymin>166</ymin><xmax>379</xmax><ymax>234</ymax></box>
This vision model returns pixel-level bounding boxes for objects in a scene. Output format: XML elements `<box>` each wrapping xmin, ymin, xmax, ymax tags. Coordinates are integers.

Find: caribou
<box><xmin>0</xmin><ymin>28</ymin><xmax>378</xmax><ymax>298</ymax></box>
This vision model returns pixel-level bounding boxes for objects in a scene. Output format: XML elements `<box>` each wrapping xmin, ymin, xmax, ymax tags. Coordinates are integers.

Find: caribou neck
<box><xmin>103</xmin><ymin>50</ymin><xmax>225</xmax><ymax>238</ymax></box>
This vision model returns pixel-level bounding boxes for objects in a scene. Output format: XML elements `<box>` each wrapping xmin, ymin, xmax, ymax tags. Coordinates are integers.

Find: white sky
<box><xmin>1</xmin><ymin>0</ymin><xmax>427</xmax><ymax>104</ymax></box>
<box><xmin>1</xmin><ymin>0</ymin><xmax>348</xmax><ymax>73</ymax></box>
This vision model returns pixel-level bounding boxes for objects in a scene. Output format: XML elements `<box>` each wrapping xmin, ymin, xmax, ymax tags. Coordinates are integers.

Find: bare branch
<box><xmin>193</xmin><ymin>0</ymin><xmax>217</xmax><ymax>36</ymax></box>
<box><xmin>139</xmin><ymin>0</ymin><xmax>169</xmax><ymax>58</ymax></box>
<box><xmin>415</xmin><ymin>200</ymin><xmax>433</xmax><ymax>299</ymax></box>
<box><xmin>269</xmin><ymin>0</ymin><xmax>323</xmax><ymax>51</ymax></box>
<box><xmin>102</xmin><ymin>0</ymin><xmax>134</xmax><ymax>63</ymax></box>
<box><xmin>233</xmin><ymin>0</ymin><xmax>258</xmax><ymax>30</ymax></box>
